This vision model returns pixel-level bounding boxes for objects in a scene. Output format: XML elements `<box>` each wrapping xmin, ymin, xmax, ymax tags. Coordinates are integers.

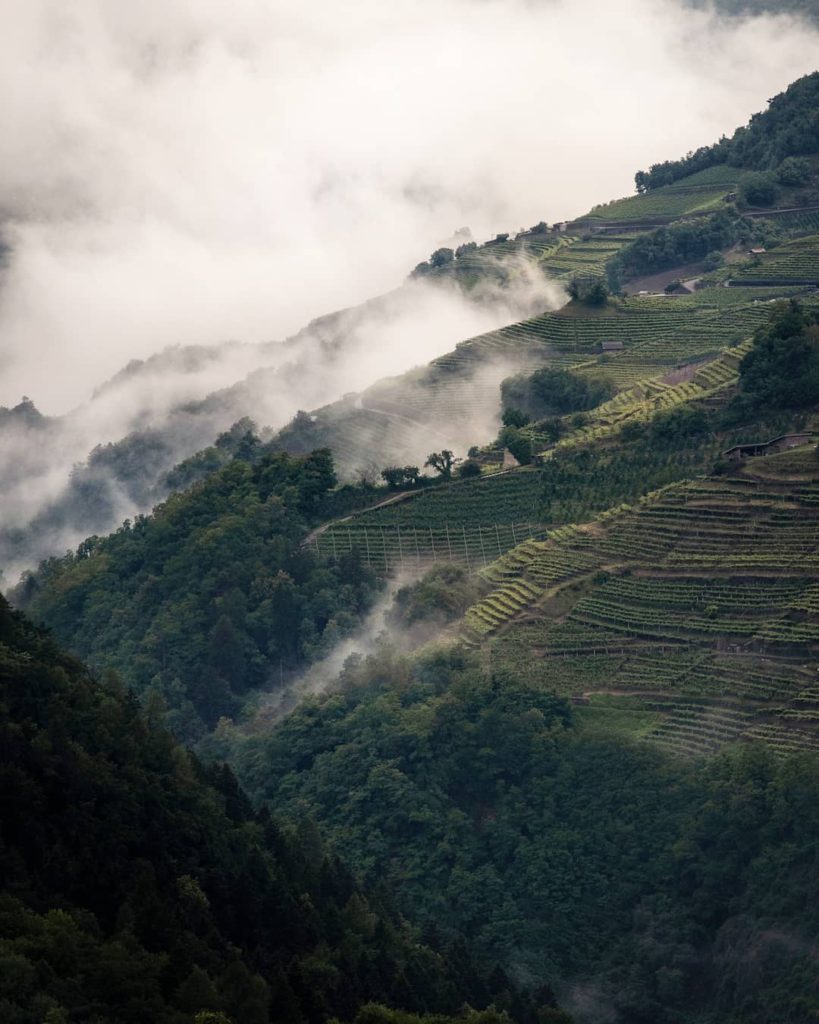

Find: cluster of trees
<box><xmin>634</xmin><ymin>71</ymin><xmax>819</xmax><ymax>192</ymax></box>
<box><xmin>388</xmin><ymin>564</ymin><xmax>483</xmax><ymax>630</ymax></box>
<box><xmin>501</xmin><ymin>368</ymin><xmax>615</xmax><ymax>423</ymax></box>
<box><xmin>14</xmin><ymin>448</ymin><xmax>379</xmax><ymax>738</ymax></box>
<box><xmin>735</xmin><ymin>299</ymin><xmax>819</xmax><ymax>411</ymax></box>
<box><xmin>381</xmin><ymin>454</ymin><xmax>481</xmax><ymax>490</ymax></box>
<box><xmin>381</xmin><ymin>465</ymin><xmax>421</xmax><ymax>489</ymax></box>
<box><xmin>0</xmin><ymin>596</ymin><xmax>559</xmax><ymax>1024</ymax></box>
<box><xmin>410</xmin><ymin>232</ymin><xmax>514</xmax><ymax>277</ymax></box>
<box><xmin>566</xmin><ymin>277</ymin><xmax>609</xmax><ymax>307</ymax></box>
<box><xmin>608</xmin><ymin>210</ymin><xmax>749</xmax><ymax>283</ymax></box>
<box><xmin>219</xmin><ymin>647</ymin><xmax>819</xmax><ymax>1024</ymax></box>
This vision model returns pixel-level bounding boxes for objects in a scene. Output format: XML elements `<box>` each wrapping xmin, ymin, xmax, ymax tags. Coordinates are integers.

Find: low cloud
<box><xmin>1</xmin><ymin>0</ymin><xmax>817</xmax><ymax>416</ymax></box>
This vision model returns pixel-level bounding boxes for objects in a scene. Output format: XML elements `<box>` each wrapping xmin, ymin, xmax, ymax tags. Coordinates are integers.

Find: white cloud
<box><xmin>0</xmin><ymin>0</ymin><xmax>816</xmax><ymax>415</ymax></box>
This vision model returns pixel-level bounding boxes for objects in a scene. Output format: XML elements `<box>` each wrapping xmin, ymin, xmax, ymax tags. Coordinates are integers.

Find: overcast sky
<box><xmin>1</xmin><ymin>0</ymin><xmax>818</xmax><ymax>414</ymax></box>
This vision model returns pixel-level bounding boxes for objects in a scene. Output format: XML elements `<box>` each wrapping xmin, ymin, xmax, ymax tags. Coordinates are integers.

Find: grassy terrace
<box><xmin>467</xmin><ymin>446</ymin><xmax>819</xmax><ymax>757</ymax></box>
<box><xmin>539</xmin><ymin>236</ymin><xmax>631</xmax><ymax>278</ymax></box>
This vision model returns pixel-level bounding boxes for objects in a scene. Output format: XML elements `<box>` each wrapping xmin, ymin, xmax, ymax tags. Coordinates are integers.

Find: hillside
<box><xmin>8</xmin><ymin>70</ymin><xmax>819</xmax><ymax>1024</ymax></box>
<box><xmin>0</xmin><ymin>594</ymin><xmax>557</xmax><ymax>1024</ymax></box>
<box><xmin>473</xmin><ymin>443</ymin><xmax>819</xmax><ymax>755</ymax></box>
<box><xmin>0</xmin><ymin>267</ymin><xmax>548</xmax><ymax>582</ymax></box>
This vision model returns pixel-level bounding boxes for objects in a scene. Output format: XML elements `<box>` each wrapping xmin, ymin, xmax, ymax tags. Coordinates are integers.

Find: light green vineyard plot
<box><xmin>582</xmin><ymin>166</ymin><xmax>739</xmax><ymax>223</ymax></box>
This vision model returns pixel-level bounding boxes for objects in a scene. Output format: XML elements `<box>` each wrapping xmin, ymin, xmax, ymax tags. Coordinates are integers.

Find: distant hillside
<box><xmin>705</xmin><ymin>0</ymin><xmax>819</xmax><ymax>18</ymax></box>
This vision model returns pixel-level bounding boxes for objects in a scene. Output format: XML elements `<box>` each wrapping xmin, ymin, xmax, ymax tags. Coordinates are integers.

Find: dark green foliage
<box><xmin>777</xmin><ymin>155</ymin><xmax>813</xmax><ymax>186</ymax></box>
<box><xmin>702</xmin><ymin>250</ymin><xmax>724</xmax><ymax>271</ymax></box>
<box><xmin>456</xmin><ymin>242</ymin><xmax>478</xmax><ymax>258</ymax></box>
<box><xmin>425</xmin><ymin>451</ymin><xmax>457</xmax><ymax>479</ymax></box>
<box><xmin>430</xmin><ymin>248</ymin><xmax>455</xmax><ymax>268</ymax></box>
<box><xmin>412</xmin><ymin>249</ymin><xmax>455</xmax><ymax>277</ymax></box>
<box><xmin>501</xmin><ymin>408</ymin><xmax>530</xmax><ymax>429</ymax></box>
<box><xmin>16</xmin><ymin>449</ymin><xmax>378</xmax><ymax>737</ymax></box>
<box><xmin>338</xmin><ymin>1007</ymin><xmax>528</xmax><ymax>1024</ymax></box>
<box><xmin>382</xmin><ymin>466</ymin><xmax>421</xmax><ymax>489</ymax></box>
<box><xmin>634</xmin><ymin>71</ymin><xmax>819</xmax><ymax>191</ymax></box>
<box><xmin>501</xmin><ymin>369</ymin><xmax>614</xmax><ymax>422</ymax></box>
<box><xmin>649</xmin><ymin>405</ymin><xmax>711</xmax><ymax>443</ymax></box>
<box><xmin>737</xmin><ymin>299</ymin><xmax>819</xmax><ymax>409</ymax></box>
<box><xmin>227</xmin><ymin>649</ymin><xmax>819</xmax><ymax>1023</ymax></box>
<box><xmin>739</xmin><ymin>171</ymin><xmax>779</xmax><ymax>207</ymax></box>
<box><xmin>0</xmin><ymin>597</ymin><xmax>531</xmax><ymax>1024</ymax></box>
<box><xmin>388</xmin><ymin>565</ymin><xmax>483</xmax><ymax>628</ymax></box>
<box><xmin>609</xmin><ymin>210</ymin><xmax>746</xmax><ymax>282</ymax></box>
<box><xmin>567</xmin><ymin>277</ymin><xmax>609</xmax><ymax>306</ymax></box>
<box><xmin>458</xmin><ymin>459</ymin><xmax>483</xmax><ymax>479</ymax></box>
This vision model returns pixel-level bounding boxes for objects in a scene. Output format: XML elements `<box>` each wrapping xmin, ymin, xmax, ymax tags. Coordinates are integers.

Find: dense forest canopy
<box><xmin>5</xmin><ymin>46</ymin><xmax>819</xmax><ymax>1024</ymax></box>
<box><xmin>0</xmin><ymin>595</ymin><xmax>562</xmax><ymax>1024</ymax></box>
<box><xmin>14</xmin><ymin>448</ymin><xmax>380</xmax><ymax>739</ymax></box>
<box><xmin>0</xmin><ymin>598</ymin><xmax>565</xmax><ymax>1019</ymax></box>
<box><xmin>212</xmin><ymin>648</ymin><xmax>819</xmax><ymax>1024</ymax></box>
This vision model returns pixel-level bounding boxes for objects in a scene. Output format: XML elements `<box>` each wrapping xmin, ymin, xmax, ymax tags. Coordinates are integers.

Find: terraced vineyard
<box><xmin>468</xmin><ymin>445</ymin><xmax>819</xmax><ymax>758</ymax></box>
<box><xmin>582</xmin><ymin>165</ymin><xmax>739</xmax><ymax>224</ymax></box>
<box><xmin>433</xmin><ymin>287</ymin><xmax>783</xmax><ymax>377</ymax></box>
<box><xmin>539</xmin><ymin>236</ymin><xmax>630</xmax><ymax>278</ymax></box>
<box><xmin>534</xmin><ymin>339</ymin><xmax>752</xmax><ymax>455</ymax></box>
<box><xmin>732</xmin><ymin>232</ymin><xmax>819</xmax><ymax>283</ymax></box>
<box><xmin>313</xmin><ymin>469</ymin><xmax>545</xmax><ymax>569</ymax></box>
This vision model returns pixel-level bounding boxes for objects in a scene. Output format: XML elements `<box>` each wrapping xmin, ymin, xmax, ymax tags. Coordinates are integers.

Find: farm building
<box><xmin>724</xmin><ymin>433</ymin><xmax>815</xmax><ymax>461</ymax></box>
<box><xmin>600</xmin><ymin>340</ymin><xmax>624</xmax><ymax>352</ymax></box>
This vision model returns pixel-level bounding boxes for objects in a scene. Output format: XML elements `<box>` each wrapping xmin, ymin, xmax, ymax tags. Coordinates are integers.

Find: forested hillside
<box><xmin>0</xmin><ymin>595</ymin><xmax>561</xmax><ymax>1024</ymax></box>
<box><xmin>210</xmin><ymin>647</ymin><xmax>819</xmax><ymax>1024</ymax></box>
<box><xmin>16</xmin><ymin>447</ymin><xmax>381</xmax><ymax>739</ymax></box>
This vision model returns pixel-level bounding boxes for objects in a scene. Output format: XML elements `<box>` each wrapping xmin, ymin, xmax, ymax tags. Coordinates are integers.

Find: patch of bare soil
<box><xmin>623</xmin><ymin>261</ymin><xmax>706</xmax><ymax>295</ymax></box>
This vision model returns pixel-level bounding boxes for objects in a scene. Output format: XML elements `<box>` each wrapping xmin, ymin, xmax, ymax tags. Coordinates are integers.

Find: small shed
<box><xmin>748</xmin><ymin>247</ymin><xmax>767</xmax><ymax>256</ymax></box>
<box><xmin>723</xmin><ymin>433</ymin><xmax>815</xmax><ymax>461</ymax></box>
<box><xmin>601</xmin><ymin>340</ymin><xmax>624</xmax><ymax>353</ymax></box>
<box><xmin>724</xmin><ymin>441</ymin><xmax>768</xmax><ymax>462</ymax></box>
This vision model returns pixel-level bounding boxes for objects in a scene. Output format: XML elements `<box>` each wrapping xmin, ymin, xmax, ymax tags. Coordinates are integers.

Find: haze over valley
<box><xmin>3</xmin><ymin>4</ymin><xmax>819</xmax><ymax>1024</ymax></box>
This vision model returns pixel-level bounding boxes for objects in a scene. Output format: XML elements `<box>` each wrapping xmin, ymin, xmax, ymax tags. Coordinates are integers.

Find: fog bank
<box><xmin>1</xmin><ymin>0</ymin><xmax>818</xmax><ymax>413</ymax></box>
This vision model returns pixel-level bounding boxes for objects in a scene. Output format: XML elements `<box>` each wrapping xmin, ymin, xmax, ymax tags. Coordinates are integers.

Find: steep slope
<box><xmin>0</xmin><ymin>595</ymin><xmax>549</xmax><ymax>1024</ymax></box>
<box><xmin>14</xmin><ymin>448</ymin><xmax>380</xmax><ymax>739</ymax></box>
<box><xmin>0</xmin><ymin>267</ymin><xmax>550</xmax><ymax>580</ymax></box>
<box><xmin>472</xmin><ymin>444</ymin><xmax>819</xmax><ymax>754</ymax></box>
<box><xmin>221</xmin><ymin>645</ymin><xmax>819</xmax><ymax>1024</ymax></box>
